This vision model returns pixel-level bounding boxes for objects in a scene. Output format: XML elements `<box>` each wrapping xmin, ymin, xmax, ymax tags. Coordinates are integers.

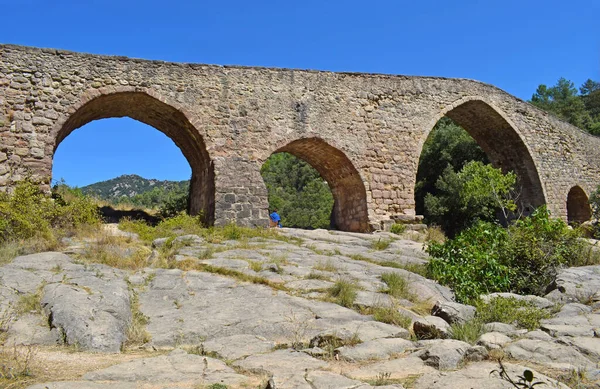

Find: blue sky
<box><xmin>1</xmin><ymin>0</ymin><xmax>598</xmax><ymax>186</ymax></box>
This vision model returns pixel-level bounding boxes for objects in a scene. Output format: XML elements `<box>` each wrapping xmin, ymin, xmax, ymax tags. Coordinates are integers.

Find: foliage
<box><xmin>261</xmin><ymin>152</ymin><xmax>334</xmax><ymax>229</ymax></box>
<box><xmin>531</xmin><ymin>77</ymin><xmax>600</xmax><ymax>135</ymax></box>
<box><xmin>475</xmin><ymin>297</ymin><xmax>552</xmax><ymax>331</ymax></box>
<box><xmin>427</xmin><ymin>221</ymin><xmax>511</xmax><ymax>303</ymax></box>
<box><xmin>0</xmin><ymin>180</ymin><xmax>100</xmax><ymax>244</ymax></box>
<box><xmin>415</xmin><ymin>117</ymin><xmax>488</xmax><ymax>216</ymax></box>
<box><xmin>427</xmin><ymin>206</ymin><xmax>588</xmax><ymax>303</ymax></box>
<box><xmin>448</xmin><ymin>319</ymin><xmax>485</xmax><ymax>344</ymax></box>
<box><xmin>371</xmin><ymin>238</ymin><xmax>392</xmax><ymax>250</ymax></box>
<box><xmin>389</xmin><ymin>223</ymin><xmax>406</xmax><ymax>234</ymax></box>
<box><xmin>424</xmin><ymin>161</ymin><xmax>517</xmax><ymax>237</ymax></box>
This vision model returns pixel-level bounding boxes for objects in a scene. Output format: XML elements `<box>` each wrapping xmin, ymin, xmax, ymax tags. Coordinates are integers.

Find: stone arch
<box><xmin>51</xmin><ymin>88</ymin><xmax>215</xmax><ymax>224</ymax></box>
<box><xmin>567</xmin><ymin>186</ymin><xmax>591</xmax><ymax>223</ymax></box>
<box><xmin>417</xmin><ymin>97</ymin><xmax>546</xmax><ymax>213</ymax></box>
<box><xmin>271</xmin><ymin>137</ymin><xmax>370</xmax><ymax>232</ymax></box>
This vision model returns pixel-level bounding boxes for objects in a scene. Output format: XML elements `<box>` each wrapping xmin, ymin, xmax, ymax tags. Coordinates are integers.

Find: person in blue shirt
<box><xmin>269</xmin><ymin>209</ymin><xmax>282</xmax><ymax>228</ymax></box>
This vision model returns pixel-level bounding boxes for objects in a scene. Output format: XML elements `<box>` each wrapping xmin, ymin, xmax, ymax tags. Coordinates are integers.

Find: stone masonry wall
<box><xmin>1</xmin><ymin>44</ymin><xmax>599</xmax><ymax>231</ymax></box>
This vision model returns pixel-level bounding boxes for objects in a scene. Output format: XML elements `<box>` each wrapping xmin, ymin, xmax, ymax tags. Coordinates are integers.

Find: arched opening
<box><xmin>415</xmin><ymin>100</ymin><xmax>546</xmax><ymax>233</ymax></box>
<box><xmin>263</xmin><ymin>138</ymin><xmax>369</xmax><ymax>232</ymax></box>
<box><xmin>567</xmin><ymin>186</ymin><xmax>591</xmax><ymax>224</ymax></box>
<box><xmin>52</xmin><ymin>91</ymin><xmax>215</xmax><ymax>224</ymax></box>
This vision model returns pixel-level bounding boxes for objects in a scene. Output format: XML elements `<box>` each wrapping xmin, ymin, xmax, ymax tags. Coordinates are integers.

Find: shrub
<box><xmin>0</xmin><ymin>180</ymin><xmax>100</xmax><ymax>244</ymax></box>
<box><xmin>390</xmin><ymin>223</ymin><xmax>406</xmax><ymax>235</ymax></box>
<box><xmin>475</xmin><ymin>297</ymin><xmax>552</xmax><ymax>331</ymax></box>
<box><xmin>427</xmin><ymin>207</ymin><xmax>589</xmax><ymax>303</ymax></box>
<box><xmin>427</xmin><ymin>221</ymin><xmax>512</xmax><ymax>303</ymax></box>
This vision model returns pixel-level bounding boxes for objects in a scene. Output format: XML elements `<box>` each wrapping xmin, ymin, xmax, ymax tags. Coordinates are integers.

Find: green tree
<box><xmin>425</xmin><ymin>161</ymin><xmax>517</xmax><ymax>237</ymax></box>
<box><xmin>261</xmin><ymin>152</ymin><xmax>334</xmax><ymax>229</ymax></box>
<box><xmin>415</xmin><ymin>118</ymin><xmax>488</xmax><ymax>216</ymax></box>
<box><xmin>531</xmin><ymin>77</ymin><xmax>600</xmax><ymax>134</ymax></box>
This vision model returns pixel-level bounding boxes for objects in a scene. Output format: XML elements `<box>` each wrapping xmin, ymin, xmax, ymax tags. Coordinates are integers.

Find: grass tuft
<box><xmin>327</xmin><ymin>278</ymin><xmax>359</xmax><ymax>308</ymax></box>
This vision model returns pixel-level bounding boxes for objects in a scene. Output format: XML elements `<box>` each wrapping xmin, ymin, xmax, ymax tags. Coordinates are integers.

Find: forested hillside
<box><xmin>81</xmin><ymin>174</ymin><xmax>189</xmax><ymax>210</ymax></box>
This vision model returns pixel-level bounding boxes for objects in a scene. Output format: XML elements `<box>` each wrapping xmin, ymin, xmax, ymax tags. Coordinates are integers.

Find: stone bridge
<box><xmin>1</xmin><ymin>44</ymin><xmax>599</xmax><ymax>231</ymax></box>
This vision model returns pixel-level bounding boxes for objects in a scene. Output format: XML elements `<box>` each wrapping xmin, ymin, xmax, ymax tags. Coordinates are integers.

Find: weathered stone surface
<box><xmin>84</xmin><ymin>349</ymin><xmax>248</xmax><ymax>385</ymax></box>
<box><xmin>413</xmin><ymin>361</ymin><xmax>570</xmax><ymax>389</ymax></box>
<box><xmin>412</xmin><ymin>315</ymin><xmax>450</xmax><ymax>339</ymax></box>
<box><xmin>545</xmin><ymin>265</ymin><xmax>600</xmax><ymax>303</ymax></box>
<box><xmin>336</xmin><ymin>338</ymin><xmax>414</xmax><ymax>362</ymax></box>
<box><xmin>6</xmin><ymin>314</ymin><xmax>61</xmax><ymax>346</ymax></box>
<box><xmin>1</xmin><ymin>44</ymin><xmax>597</xmax><ymax>230</ymax></box>
<box><xmin>347</xmin><ymin>355</ymin><xmax>436</xmax><ymax>381</ymax></box>
<box><xmin>504</xmin><ymin>339</ymin><xmax>596</xmax><ymax>371</ymax></box>
<box><xmin>202</xmin><ymin>334</ymin><xmax>275</xmax><ymax>360</ymax></box>
<box><xmin>477</xmin><ymin>332</ymin><xmax>512</xmax><ymax>349</ymax></box>
<box><xmin>305</xmin><ymin>371</ymin><xmax>372</xmax><ymax>389</ymax></box>
<box><xmin>431</xmin><ymin>300</ymin><xmax>476</xmax><ymax>324</ymax></box>
<box><xmin>28</xmin><ymin>383</ymin><xmax>136</xmax><ymax>389</ymax></box>
<box><xmin>417</xmin><ymin>339</ymin><xmax>471</xmax><ymax>370</ymax></box>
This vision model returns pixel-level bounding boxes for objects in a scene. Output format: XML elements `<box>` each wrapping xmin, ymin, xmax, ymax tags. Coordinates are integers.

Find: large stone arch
<box><xmin>51</xmin><ymin>88</ymin><xmax>215</xmax><ymax>223</ymax></box>
<box><xmin>417</xmin><ymin>97</ymin><xmax>546</xmax><ymax>214</ymax></box>
<box><xmin>566</xmin><ymin>185</ymin><xmax>592</xmax><ymax>223</ymax></box>
<box><xmin>270</xmin><ymin>137</ymin><xmax>370</xmax><ymax>232</ymax></box>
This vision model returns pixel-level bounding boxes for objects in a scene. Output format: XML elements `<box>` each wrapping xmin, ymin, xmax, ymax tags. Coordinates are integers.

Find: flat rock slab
<box><xmin>233</xmin><ymin>349</ymin><xmax>327</xmax><ymax>389</ymax></box>
<box><xmin>84</xmin><ymin>349</ymin><xmax>248</xmax><ymax>385</ymax></box>
<box><xmin>202</xmin><ymin>334</ymin><xmax>275</xmax><ymax>360</ymax></box>
<box><xmin>305</xmin><ymin>370</ymin><xmax>372</xmax><ymax>389</ymax></box>
<box><xmin>347</xmin><ymin>355</ymin><xmax>436</xmax><ymax>381</ymax></box>
<box><xmin>28</xmin><ymin>383</ymin><xmax>137</xmax><ymax>389</ymax></box>
<box><xmin>337</xmin><ymin>338</ymin><xmax>414</xmax><ymax>362</ymax></box>
<box><xmin>417</xmin><ymin>339</ymin><xmax>471</xmax><ymax>370</ymax></box>
<box><xmin>545</xmin><ymin>265</ymin><xmax>600</xmax><ymax>303</ymax></box>
<box><xmin>504</xmin><ymin>339</ymin><xmax>596</xmax><ymax>371</ymax></box>
<box><xmin>413</xmin><ymin>361</ymin><xmax>570</xmax><ymax>389</ymax></box>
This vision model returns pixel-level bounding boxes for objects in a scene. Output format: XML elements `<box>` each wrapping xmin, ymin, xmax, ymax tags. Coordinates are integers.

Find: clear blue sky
<box><xmin>1</xmin><ymin>0</ymin><xmax>598</xmax><ymax>186</ymax></box>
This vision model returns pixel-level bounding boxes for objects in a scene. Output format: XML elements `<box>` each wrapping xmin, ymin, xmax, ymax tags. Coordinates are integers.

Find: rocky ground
<box><xmin>1</xmin><ymin>226</ymin><xmax>600</xmax><ymax>388</ymax></box>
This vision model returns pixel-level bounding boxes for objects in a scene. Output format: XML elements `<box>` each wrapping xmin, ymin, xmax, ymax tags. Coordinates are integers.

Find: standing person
<box><xmin>269</xmin><ymin>209</ymin><xmax>282</xmax><ymax>228</ymax></box>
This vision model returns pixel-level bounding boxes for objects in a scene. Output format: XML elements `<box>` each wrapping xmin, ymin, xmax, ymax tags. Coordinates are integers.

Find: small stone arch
<box><xmin>51</xmin><ymin>88</ymin><xmax>215</xmax><ymax>223</ymax></box>
<box><xmin>271</xmin><ymin>137</ymin><xmax>370</xmax><ymax>232</ymax></box>
<box><xmin>567</xmin><ymin>186</ymin><xmax>592</xmax><ymax>223</ymax></box>
<box><xmin>417</xmin><ymin>97</ymin><xmax>546</xmax><ymax>213</ymax></box>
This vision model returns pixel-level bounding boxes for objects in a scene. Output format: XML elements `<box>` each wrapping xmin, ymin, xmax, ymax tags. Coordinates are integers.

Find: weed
<box><xmin>449</xmin><ymin>319</ymin><xmax>485</xmax><ymax>344</ymax></box>
<box><xmin>380</xmin><ymin>272</ymin><xmax>413</xmax><ymax>300</ymax></box>
<box><xmin>369</xmin><ymin>305</ymin><xmax>412</xmax><ymax>329</ymax></box>
<box><xmin>390</xmin><ymin>223</ymin><xmax>406</xmax><ymax>235</ymax></box>
<box><xmin>491</xmin><ymin>360</ymin><xmax>545</xmax><ymax>389</ymax></box>
<box><xmin>374</xmin><ymin>372</ymin><xmax>392</xmax><ymax>386</ymax></box>
<box><xmin>0</xmin><ymin>344</ymin><xmax>37</xmax><ymax>387</ymax></box>
<box><xmin>425</xmin><ymin>226</ymin><xmax>446</xmax><ymax>243</ymax></box>
<box><xmin>123</xmin><ymin>286</ymin><xmax>151</xmax><ymax>349</ymax></box>
<box><xmin>284</xmin><ymin>310</ymin><xmax>315</xmax><ymax>349</ymax></box>
<box><xmin>371</xmin><ymin>238</ymin><xmax>392</xmax><ymax>250</ymax></box>
<box><xmin>247</xmin><ymin>260</ymin><xmax>263</xmax><ymax>272</ymax></box>
<box><xmin>305</xmin><ymin>272</ymin><xmax>331</xmax><ymax>281</ymax></box>
<box><xmin>313</xmin><ymin>259</ymin><xmax>338</xmax><ymax>273</ymax></box>
<box><xmin>15</xmin><ymin>283</ymin><xmax>45</xmax><ymax>315</ymax></box>
<box><xmin>327</xmin><ymin>278</ymin><xmax>358</xmax><ymax>308</ymax></box>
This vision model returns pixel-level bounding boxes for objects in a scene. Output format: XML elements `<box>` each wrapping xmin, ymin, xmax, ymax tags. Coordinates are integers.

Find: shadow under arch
<box><xmin>273</xmin><ymin>137</ymin><xmax>370</xmax><ymax>232</ymax></box>
<box><xmin>567</xmin><ymin>185</ymin><xmax>591</xmax><ymax>223</ymax></box>
<box><xmin>418</xmin><ymin>98</ymin><xmax>546</xmax><ymax>214</ymax></box>
<box><xmin>51</xmin><ymin>90</ymin><xmax>215</xmax><ymax>224</ymax></box>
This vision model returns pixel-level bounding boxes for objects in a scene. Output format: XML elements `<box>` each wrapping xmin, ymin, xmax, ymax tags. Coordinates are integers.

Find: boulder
<box><xmin>431</xmin><ymin>300</ymin><xmax>476</xmax><ymax>324</ymax></box>
<box><xmin>413</xmin><ymin>315</ymin><xmax>450</xmax><ymax>339</ymax></box>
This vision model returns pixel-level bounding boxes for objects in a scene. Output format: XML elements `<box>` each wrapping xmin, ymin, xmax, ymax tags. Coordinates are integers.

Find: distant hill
<box><xmin>81</xmin><ymin>174</ymin><xmax>189</xmax><ymax>201</ymax></box>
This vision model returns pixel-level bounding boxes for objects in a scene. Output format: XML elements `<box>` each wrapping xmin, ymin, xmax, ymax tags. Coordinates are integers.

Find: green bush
<box><xmin>0</xmin><ymin>181</ymin><xmax>100</xmax><ymax>243</ymax></box>
<box><xmin>427</xmin><ymin>221</ymin><xmax>512</xmax><ymax>303</ymax></box>
<box><xmin>390</xmin><ymin>223</ymin><xmax>406</xmax><ymax>235</ymax></box>
<box><xmin>427</xmin><ymin>207</ymin><xmax>587</xmax><ymax>303</ymax></box>
<box><xmin>475</xmin><ymin>297</ymin><xmax>552</xmax><ymax>330</ymax></box>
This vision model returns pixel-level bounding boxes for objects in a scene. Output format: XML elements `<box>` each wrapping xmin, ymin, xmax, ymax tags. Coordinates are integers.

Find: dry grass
<box><xmin>78</xmin><ymin>233</ymin><xmax>151</xmax><ymax>271</ymax></box>
<box><xmin>313</xmin><ymin>259</ymin><xmax>338</xmax><ymax>272</ymax></box>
